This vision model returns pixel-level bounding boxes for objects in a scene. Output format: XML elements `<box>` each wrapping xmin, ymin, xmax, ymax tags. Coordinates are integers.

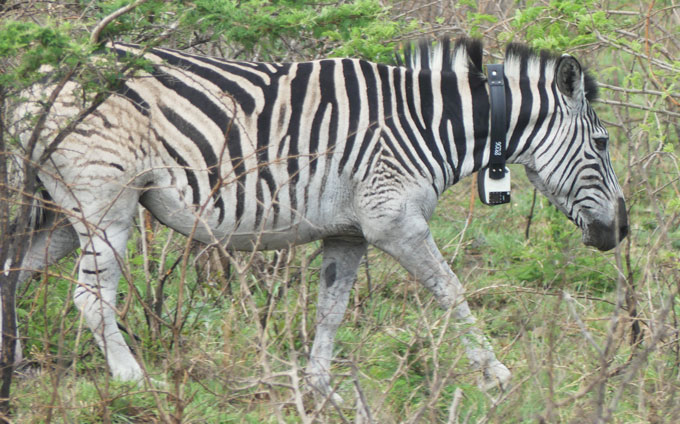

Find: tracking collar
<box><xmin>478</xmin><ymin>64</ymin><xmax>511</xmax><ymax>205</ymax></box>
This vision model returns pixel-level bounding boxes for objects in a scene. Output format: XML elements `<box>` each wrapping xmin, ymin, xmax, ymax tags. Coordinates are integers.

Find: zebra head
<box><xmin>512</xmin><ymin>50</ymin><xmax>628</xmax><ymax>251</ymax></box>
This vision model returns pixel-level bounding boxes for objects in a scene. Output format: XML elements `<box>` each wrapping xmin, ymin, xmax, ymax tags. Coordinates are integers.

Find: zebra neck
<box><xmin>494</xmin><ymin>69</ymin><xmax>559</xmax><ymax>171</ymax></box>
<box><xmin>433</xmin><ymin>70</ymin><xmax>493</xmax><ymax>188</ymax></box>
<box><xmin>439</xmin><ymin>69</ymin><xmax>552</xmax><ymax>186</ymax></box>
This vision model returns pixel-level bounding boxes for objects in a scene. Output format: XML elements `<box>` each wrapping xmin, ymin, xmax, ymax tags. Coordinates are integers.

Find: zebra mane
<box><xmin>398</xmin><ymin>37</ymin><xmax>484</xmax><ymax>76</ymax></box>
<box><xmin>505</xmin><ymin>42</ymin><xmax>599</xmax><ymax>102</ymax></box>
<box><xmin>398</xmin><ymin>37</ymin><xmax>599</xmax><ymax>102</ymax></box>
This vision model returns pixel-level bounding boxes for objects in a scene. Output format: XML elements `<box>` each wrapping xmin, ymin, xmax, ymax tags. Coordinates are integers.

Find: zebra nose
<box><xmin>617</xmin><ymin>198</ymin><xmax>628</xmax><ymax>241</ymax></box>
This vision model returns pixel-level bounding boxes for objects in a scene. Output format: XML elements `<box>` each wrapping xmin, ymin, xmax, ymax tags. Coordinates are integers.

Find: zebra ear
<box><xmin>556</xmin><ymin>55</ymin><xmax>584</xmax><ymax>100</ymax></box>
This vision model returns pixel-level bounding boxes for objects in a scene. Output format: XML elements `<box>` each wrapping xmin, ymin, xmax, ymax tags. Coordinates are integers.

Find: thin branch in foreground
<box><xmin>562</xmin><ymin>290</ymin><xmax>604</xmax><ymax>356</ymax></box>
<box><xmin>90</xmin><ymin>0</ymin><xmax>151</xmax><ymax>45</ymax></box>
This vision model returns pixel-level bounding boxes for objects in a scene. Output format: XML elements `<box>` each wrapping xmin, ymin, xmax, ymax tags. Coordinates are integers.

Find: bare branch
<box><xmin>90</xmin><ymin>0</ymin><xmax>151</xmax><ymax>45</ymax></box>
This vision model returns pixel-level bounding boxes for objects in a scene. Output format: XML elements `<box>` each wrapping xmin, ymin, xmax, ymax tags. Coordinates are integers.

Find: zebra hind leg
<box><xmin>306</xmin><ymin>237</ymin><xmax>367</xmax><ymax>404</ymax></box>
<box><xmin>70</xmin><ymin>214</ymin><xmax>144</xmax><ymax>382</ymax></box>
<box><xmin>366</xmin><ymin>219</ymin><xmax>511</xmax><ymax>391</ymax></box>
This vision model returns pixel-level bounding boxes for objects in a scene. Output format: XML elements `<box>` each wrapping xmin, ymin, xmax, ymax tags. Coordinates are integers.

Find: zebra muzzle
<box><xmin>583</xmin><ymin>198</ymin><xmax>628</xmax><ymax>251</ymax></box>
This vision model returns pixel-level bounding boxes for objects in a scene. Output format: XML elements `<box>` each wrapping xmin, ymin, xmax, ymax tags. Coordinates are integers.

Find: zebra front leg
<box><xmin>72</xmin><ymin>220</ymin><xmax>143</xmax><ymax>382</ymax></box>
<box><xmin>307</xmin><ymin>237</ymin><xmax>367</xmax><ymax>403</ymax></box>
<box><xmin>367</xmin><ymin>220</ymin><xmax>511</xmax><ymax>390</ymax></box>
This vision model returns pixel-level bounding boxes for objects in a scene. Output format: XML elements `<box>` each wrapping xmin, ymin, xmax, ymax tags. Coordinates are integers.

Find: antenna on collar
<box><xmin>478</xmin><ymin>64</ymin><xmax>511</xmax><ymax>205</ymax></box>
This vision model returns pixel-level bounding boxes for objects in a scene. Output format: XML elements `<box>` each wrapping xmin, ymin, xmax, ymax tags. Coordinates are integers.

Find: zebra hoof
<box><xmin>479</xmin><ymin>360</ymin><xmax>511</xmax><ymax>391</ymax></box>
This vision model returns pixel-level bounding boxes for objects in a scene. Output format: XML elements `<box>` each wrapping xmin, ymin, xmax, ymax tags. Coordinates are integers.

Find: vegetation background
<box><xmin>0</xmin><ymin>0</ymin><xmax>678</xmax><ymax>422</ymax></box>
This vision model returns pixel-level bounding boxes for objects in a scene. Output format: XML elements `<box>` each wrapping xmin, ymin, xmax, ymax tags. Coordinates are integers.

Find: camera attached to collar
<box><xmin>478</xmin><ymin>166</ymin><xmax>511</xmax><ymax>205</ymax></box>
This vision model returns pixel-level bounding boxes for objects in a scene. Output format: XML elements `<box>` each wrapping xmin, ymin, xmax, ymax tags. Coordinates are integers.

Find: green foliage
<box><xmin>509</xmin><ymin>0</ymin><xmax>606</xmax><ymax>50</ymax></box>
<box><xmin>0</xmin><ymin>21</ymin><xmax>86</xmax><ymax>87</ymax></box>
<box><xmin>184</xmin><ymin>0</ymin><xmax>415</xmax><ymax>61</ymax></box>
<box><xmin>0</xmin><ymin>0</ymin><xmax>414</xmax><ymax>96</ymax></box>
<box><xmin>466</xmin><ymin>12</ymin><xmax>498</xmax><ymax>38</ymax></box>
<box><xmin>88</xmin><ymin>0</ymin><xmax>177</xmax><ymax>41</ymax></box>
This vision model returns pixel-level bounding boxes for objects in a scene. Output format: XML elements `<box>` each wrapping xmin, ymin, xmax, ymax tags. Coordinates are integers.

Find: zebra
<box><xmin>5</xmin><ymin>37</ymin><xmax>627</xmax><ymax>400</ymax></box>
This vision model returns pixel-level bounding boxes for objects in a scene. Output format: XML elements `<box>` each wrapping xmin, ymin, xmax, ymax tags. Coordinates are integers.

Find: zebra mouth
<box><xmin>583</xmin><ymin>221</ymin><xmax>617</xmax><ymax>251</ymax></box>
<box><xmin>583</xmin><ymin>218</ymin><xmax>628</xmax><ymax>251</ymax></box>
<box><xmin>581</xmin><ymin>198</ymin><xmax>628</xmax><ymax>251</ymax></box>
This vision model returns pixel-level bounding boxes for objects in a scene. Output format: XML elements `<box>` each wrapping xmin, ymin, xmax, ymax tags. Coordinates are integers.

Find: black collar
<box><xmin>486</xmin><ymin>64</ymin><xmax>507</xmax><ymax>179</ymax></box>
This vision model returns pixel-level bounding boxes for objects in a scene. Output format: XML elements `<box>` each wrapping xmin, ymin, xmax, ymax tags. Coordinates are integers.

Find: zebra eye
<box><xmin>593</xmin><ymin>137</ymin><xmax>608</xmax><ymax>151</ymax></box>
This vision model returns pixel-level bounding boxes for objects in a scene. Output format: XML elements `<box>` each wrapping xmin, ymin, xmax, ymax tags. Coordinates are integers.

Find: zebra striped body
<box><xmin>8</xmin><ymin>38</ymin><xmax>627</xmax><ymax>396</ymax></box>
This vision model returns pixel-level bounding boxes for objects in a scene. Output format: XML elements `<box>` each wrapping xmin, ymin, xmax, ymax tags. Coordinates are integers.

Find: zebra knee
<box><xmin>73</xmin><ymin>272</ymin><xmax>116</xmax><ymax>317</ymax></box>
<box><xmin>73</xmin><ymin>284</ymin><xmax>121</xmax><ymax>342</ymax></box>
<box><xmin>73</xmin><ymin>283</ymin><xmax>98</xmax><ymax>315</ymax></box>
<box><xmin>418</xmin><ymin>270</ymin><xmax>467</xmax><ymax>310</ymax></box>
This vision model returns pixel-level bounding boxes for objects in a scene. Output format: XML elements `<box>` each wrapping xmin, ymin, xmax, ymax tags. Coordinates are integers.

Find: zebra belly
<box><xmin>216</xmin><ymin>224</ymin><xmax>362</xmax><ymax>251</ymax></box>
<box><xmin>140</xmin><ymin>183</ymin><xmax>361</xmax><ymax>251</ymax></box>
